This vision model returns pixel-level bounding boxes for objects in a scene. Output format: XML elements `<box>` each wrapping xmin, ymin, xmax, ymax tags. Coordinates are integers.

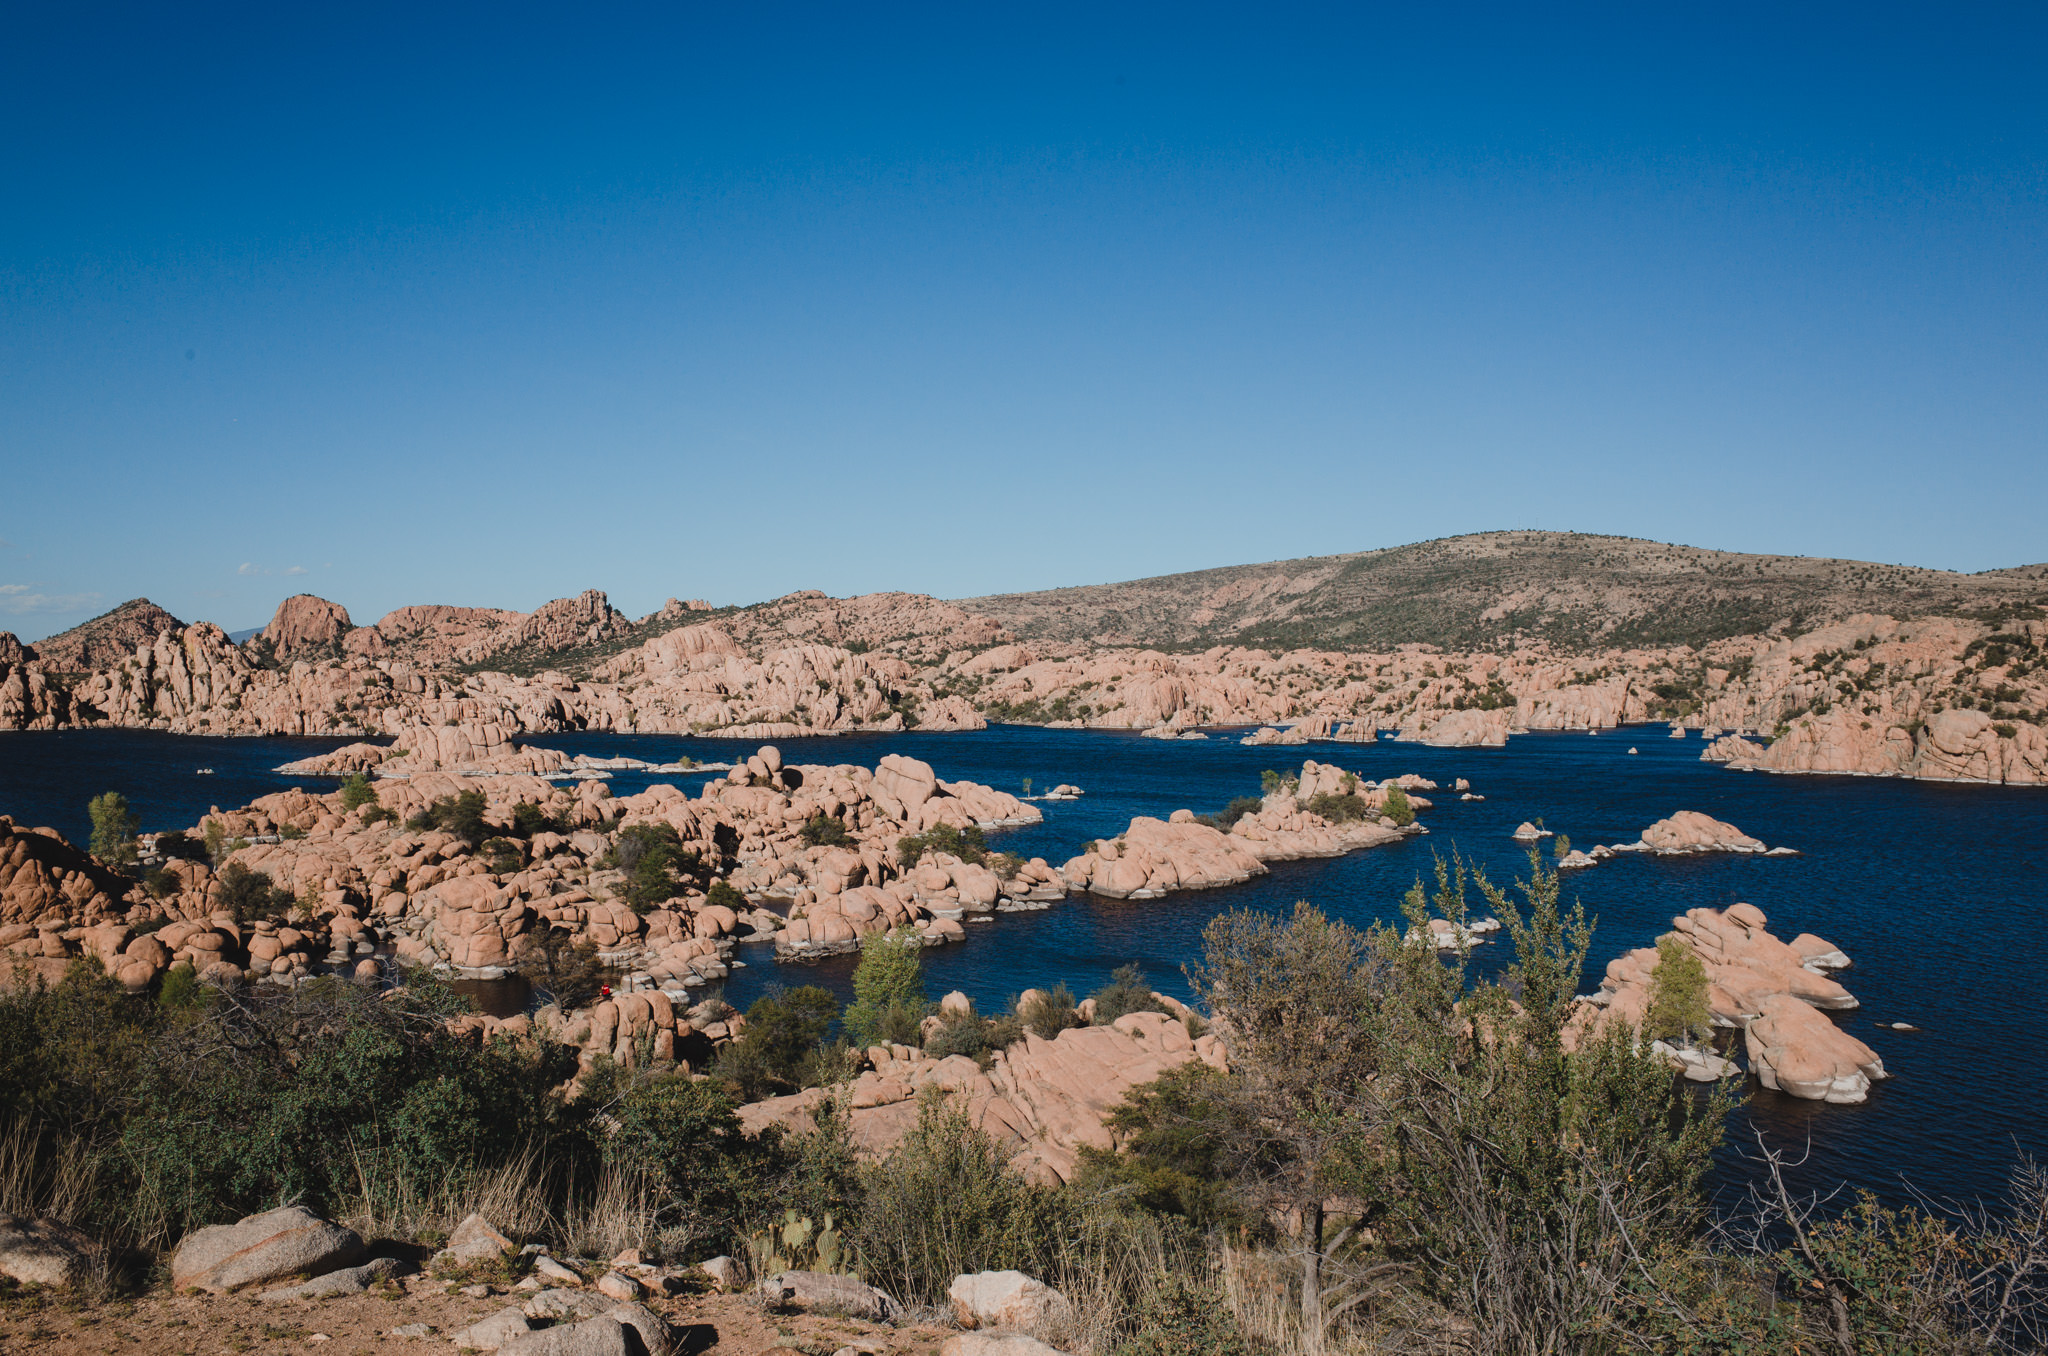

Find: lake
<box><xmin>4</xmin><ymin>722</ymin><xmax>2042</xmax><ymax>1212</ymax></box>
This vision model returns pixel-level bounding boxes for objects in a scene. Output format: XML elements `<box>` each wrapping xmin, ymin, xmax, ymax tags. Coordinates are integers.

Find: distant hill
<box><xmin>960</xmin><ymin>531</ymin><xmax>2048</xmax><ymax>653</ymax></box>
<box><xmin>31</xmin><ymin>599</ymin><xmax>186</xmax><ymax>670</ymax></box>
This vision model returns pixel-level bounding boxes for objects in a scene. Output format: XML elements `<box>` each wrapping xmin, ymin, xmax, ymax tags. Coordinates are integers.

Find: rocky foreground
<box><xmin>0</xmin><ymin>1201</ymin><xmax>1083</xmax><ymax>1355</ymax></box>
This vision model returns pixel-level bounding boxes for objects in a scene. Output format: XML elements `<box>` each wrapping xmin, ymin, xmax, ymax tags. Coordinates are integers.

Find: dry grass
<box><xmin>335</xmin><ymin>1142</ymin><xmax>557</xmax><ymax>1246</ymax></box>
<box><xmin>0</xmin><ymin>1119</ymin><xmax>99</xmax><ymax>1226</ymax></box>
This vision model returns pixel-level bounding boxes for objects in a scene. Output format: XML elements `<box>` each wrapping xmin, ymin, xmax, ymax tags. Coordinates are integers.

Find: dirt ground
<box><xmin>0</xmin><ymin>1276</ymin><xmax>963</xmax><ymax>1356</ymax></box>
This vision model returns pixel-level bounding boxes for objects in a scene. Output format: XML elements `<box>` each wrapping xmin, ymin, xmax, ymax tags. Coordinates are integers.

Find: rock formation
<box><xmin>1584</xmin><ymin>903</ymin><xmax>1886</xmax><ymax>1103</ymax></box>
<box><xmin>737</xmin><ymin>1010</ymin><xmax>1227</xmax><ymax>1183</ymax></box>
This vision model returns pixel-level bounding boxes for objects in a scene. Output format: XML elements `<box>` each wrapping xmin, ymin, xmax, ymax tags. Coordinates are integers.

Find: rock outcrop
<box><xmin>739</xmin><ymin>1011</ymin><xmax>1227</xmax><ymax>1183</ymax></box>
<box><xmin>1584</xmin><ymin>903</ymin><xmax>1885</xmax><ymax>1103</ymax></box>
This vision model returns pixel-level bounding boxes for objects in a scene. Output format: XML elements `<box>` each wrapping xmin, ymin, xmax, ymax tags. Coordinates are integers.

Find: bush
<box><xmin>1196</xmin><ymin>796</ymin><xmax>1264</xmax><ymax>831</ymax></box>
<box><xmin>1302</xmin><ymin>792</ymin><xmax>1372</xmax><ymax>823</ymax></box>
<box><xmin>842</xmin><ymin>928</ymin><xmax>928</xmax><ymax>1050</ymax></box>
<box><xmin>848</xmin><ymin>1094</ymin><xmax>1070</xmax><ymax>1306</ymax></box>
<box><xmin>599</xmin><ymin>1072</ymin><xmax>766</xmax><ymax>1258</ymax></box>
<box><xmin>896</xmin><ymin>822</ymin><xmax>987</xmax><ymax>868</ymax></box>
<box><xmin>407</xmin><ymin>790</ymin><xmax>489</xmax><ymax>845</ymax></box>
<box><xmin>152</xmin><ymin>831</ymin><xmax>203</xmax><ymax>861</ymax></box>
<box><xmin>143</xmin><ymin>867</ymin><xmax>180</xmax><ymax>899</ymax></box>
<box><xmin>1110</xmin><ymin>1267</ymin><xmax>1266</xmax><ymax>1356</ymax></box>
<box><xmin>1087</xmin><ymin>964</ymin><xmax>1168</xmax><ymax>1025</ymax></box>
<box><xmin>213</xmin><ymin>861</ymin><xmax>295</xmax><ymax>923</ymax></box>
<box><xmin>482</xmin><ymin>837</ymin><xmax>525</xmax><ymax>875</ymax></box>
<box><xmin>88</xmin><ymin>791</ymin><xmax>139</xmax><ymax>868</ymax></box>
<box><xmin>923</xmin><ymin>1004</ymin><xmax>998</xmax><ymax>1063</ymax></box>
<box><xmin>716</xmin><ymin>986</ymin><xmax>838</xmax><ymax>1101</ymax></box>
<box><xmin>1019</xmin><ymin>983</ymin><xmax>1082</xmax><ymax>1039</ymax></box>
<box><xmin>799</xmin><ymin>814</ymin><xmax>854</xmax><ymax>847</ymax></box>
<box><xmin>518</xmin><ymin>928</ymin><xmax>606</xmax><ymax>1012</ymax></box>
<box><xmin>705</xmin><ymin>879</ymin><xmax>747</xmax><ymax>911</ymax></box>
<box><xmin>124</xmin><ymin>974</ymin><xmax>592</xmax><ymax>1239</ymax></box>
<box><xmin>1075</xmin><ymin>1061</ymin><xmax>1253</xmax><ymax>1233</ymax></box>
<box><xmin>338</xmin><ymin>774</ymin><xmax>379</xmax><ymax>813</ymax></box>
<box><xmin>511</xmin><ymin>801</ymin><xmax>568</xmax><ymax>838</ymax></box>
<box><xmin>1381</xmin><ymin>783</ymin><xmax>1414</xmax><ymax>826</ymax></box>
<box><xmin>607</xmin><ymin>823</ymin><xmax>702</xmax><ymax>913</ymax></box>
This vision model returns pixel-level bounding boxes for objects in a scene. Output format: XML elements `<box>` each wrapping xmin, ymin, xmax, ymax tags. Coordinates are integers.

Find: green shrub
<box><xmin>1302</xmin><ymin>792</ymin><xmax>1372</xmax><ymax>823</ymax></box>
<box><xmin>847</xmin><ymin>1095</ymin><xmax>1070</xmax><ymax>1306</ymax></box>
<box><xmin>143</xmin><ymin>867</ymin><xmax>180</xmax><ymax>899</ymax></box>
<box><xmin>1019</xmin><ymin>983</ymin><xmax>1082</xmax><ymax>1039</ymax></box>
<box><xmin>716</xmin><ymin>986</ymin><xmax>838</xmax><ymax>1101</ymax></box>
<box><xmin>1197</xmin><ymin>796</ymin><xmax>1264</xmax><ymax>830</ymax></box>
<box><xmin>705</xmin><ymin>879</ymin><xmax>747</xmax><ymax>912</ymax></box>
<box><xmin>599</xmin><ymin>1072</ymin><xmax>764</xmax><ymax>1257</ymax></box>
<box><xmin>923</xmin><ymin>1004</ymin><xmax>998</xmax><ymax>1063</ymax></box>
<box><xmin>1110</xmin><ymin>1267</ymin><xmax>1266</xmax><ymax>1356</ymax></box>
<box><xmin>511</xmin><ymin>801</ymin><xmax>568</xmax><ymax>838</ymax></box>
<box><xmin>799</xmin><ymin>814</ymin><xmax>853</xmax><ymax>847</ymax></box>
<box><xmin>88</xmin><ymin>791</ymin><xmax>139</xmax><ymax>868</ymax></box>
<box><xmin>152</xmin><ymin>831</ymin><xmax>203</xmax><ymax>861</ymax></box>
<box><xmin>896</xmin><ymin>822</ymin><xmax>987</xmax><ymax>868</ymax></box>
<box><xmin>1087</xmin><ymin>964</ymin><xmax>1168</xmax><ymax>1025</ymax></box>
<box><xmin>482</xmin><ymin>837</ymin><xmax>525</xmax><ymax>875</ymax></box>
<box><xmin>607</xmin><ymin>823</ymin><xmax>701</xmax><ymax>913</ymax></box>
<box><xmin>213</xmin><ymin>861</ymin><xmax>296</xmax><ymax>923</ymax></box>
<box><xmin>406</xmin><ymin>790</ymin><xmax>489</xmax><ymax>845</ymax></box>
<box><xmin>338</xmin><ymin>774</ymin><xmax>379</xmax><ymax>813</ymax></box>
<box><xmin>278</xmin><ymin>824</ymin><xmax>306</xmax><ymax>840</ymax></box>
<box><xmin>124</xmin><ymin>973</ymin><xmax>591</xmax><ymax>1238</ymax></box>
<box><xmin>842</xmin><ymin>928</ymin><xmax>928</xmax><ymax>1050</ymax></box>
<box><xmin>1381</xmin><ymin>783</ymin><xmax>1414</xmax><ymax>826</ymax></box>
<box><xmin>1075</xmin><ymin>1061</ymin><xmax>1253</xmax><ymax>1233</ymax></box>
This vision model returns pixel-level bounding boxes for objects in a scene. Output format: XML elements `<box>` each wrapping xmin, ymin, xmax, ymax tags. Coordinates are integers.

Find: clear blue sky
<box><xmin>4</xmin><ymin>3</ymin><xmax>2044</xmax><ymax>641</ymax></box>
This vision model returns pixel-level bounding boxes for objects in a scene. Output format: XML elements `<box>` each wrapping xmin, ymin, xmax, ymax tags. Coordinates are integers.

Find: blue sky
<box><xmin>3</xmin><ymin>3</ymin><xmax>2044</xmax><ymax>641</ymax></box>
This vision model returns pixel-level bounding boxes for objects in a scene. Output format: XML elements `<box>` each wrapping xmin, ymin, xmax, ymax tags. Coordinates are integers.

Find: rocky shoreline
<box><xmin>4</xmin><ymin>588</ymin><xmax>2043</xmax><ymax>785</ymax></box>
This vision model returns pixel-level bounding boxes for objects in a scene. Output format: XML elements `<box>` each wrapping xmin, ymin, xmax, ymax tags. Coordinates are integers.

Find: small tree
<box><xmin>1381</xmin><ymin>784</ymin><xmax>1414</xmax><ymax>826</ymax></box>
<box><xmin>842</xmin><ymin>927</ymin><xmax>928</xmax><ymax>1050</ymax></box>
<box><xmin>88</xmin><ymin>792</ymin><xmax>139</xmax><ymax>867</ymax></box>
<box><xmin>1186</xmin><ymin>901</ymin><xmax>1389</xmax><ymax>1337</ymax></box>
<box><xmin>338</xmin><ymin>774</ymin><xmax>379</xmax><ymax>813</ymax></box>
<box><xmin>1646</xmin><ymin>933</ymin><xmax>1713</xmax><ymax>1047</ymax></box>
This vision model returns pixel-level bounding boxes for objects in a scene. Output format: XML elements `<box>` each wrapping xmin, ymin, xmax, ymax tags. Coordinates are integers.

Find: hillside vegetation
<box><xmin>961</xmin><ymin>530</ymin><xmax>2048</xmax><ymax>654</ymax></box>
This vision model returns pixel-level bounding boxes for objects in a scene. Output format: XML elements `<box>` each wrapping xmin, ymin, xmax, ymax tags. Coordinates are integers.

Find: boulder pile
<box><xmin>739</xmin><ymin>1010</ymin><xmax>1227</xmax><ymax>1183</ymax></box>
<box><xmin>1584</xmin><ymin>903</ymin><xmax>1887</xmax><ymax>1103</ymax></box>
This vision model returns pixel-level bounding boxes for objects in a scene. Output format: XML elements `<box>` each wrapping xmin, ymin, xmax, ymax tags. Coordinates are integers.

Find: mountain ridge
<box><xmin>958</xmin><ymin>530</ymin><xmax>2048</xmax><ymax>654</ymax></box>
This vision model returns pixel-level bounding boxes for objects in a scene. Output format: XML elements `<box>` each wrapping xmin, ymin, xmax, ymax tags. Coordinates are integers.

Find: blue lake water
<box><xmin>4</xmin><ymin>723</ymin><xmax>2043</xmax><ymax>1212</ymax></box>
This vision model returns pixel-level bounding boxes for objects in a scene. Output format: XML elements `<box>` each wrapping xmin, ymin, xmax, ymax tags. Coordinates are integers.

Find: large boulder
<box><xmin>949</xmin><ymin>1270</ymin><xmax>1069</xmax><ymax>1330</ymax></box>
<box><xmin>170</xmin><ymin>1205</ymin><xmax>366</xmax><ymax>1294</ymax></box>
<box><xmin>0</xmin><ymin>1213</ymin><xmax>95</xmax><ymax>1287</ymax></box>
<box><xmin>1745</xmin><ymin>993</ymin><xmax>1889</xmax><ymax>1104</ymax></box>
<box><xmin>941</xmin><ymin>1336</ymin><xmax>1071</xmax><ymax>1356</ymax></box>
<box><xmin>758</xmin><ymin>1269</ymin><xmax>899</xmax><ymax>1320</ymax></box>
<box><xmin>1637</xmin><ymin>811</ymin><xmax>1766</xmax><ymax>853</ymax></box>
<box><xmin>498</xmin><ymin>1302</ymin><xmax>670</xmax><ymax>1356</ymax></box>
<box><xmin>449</xmin><ymin>1306</ymin><xmax>534</xmax><ymax>1350</ymax></box>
